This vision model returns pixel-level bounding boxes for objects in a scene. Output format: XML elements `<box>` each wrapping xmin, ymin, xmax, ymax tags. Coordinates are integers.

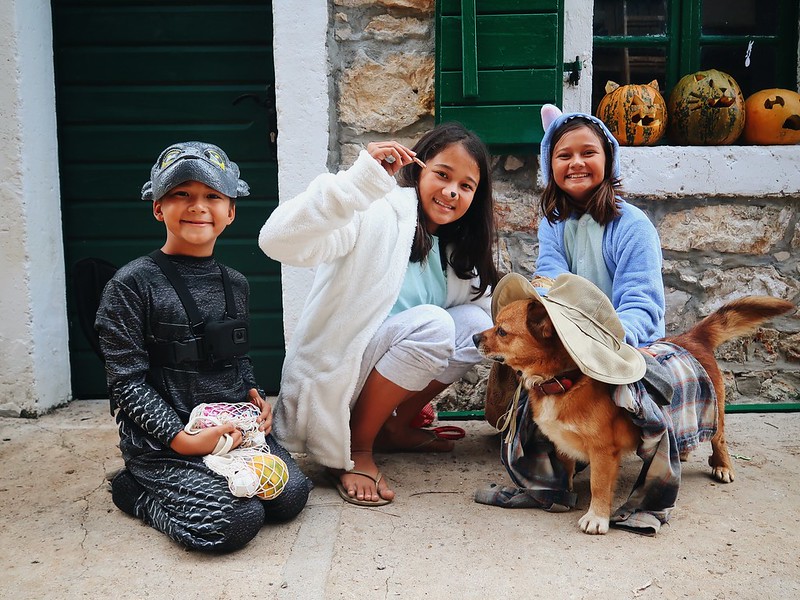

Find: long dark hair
<box><xmin>396</xmin><ymin>122</ymin><xmax>499</xmax><ymax>299</ymax></box>
<box><xmin>540</xmin><ymin>117</ymin><xmax>622</xmax><ymax>225</ymax></box>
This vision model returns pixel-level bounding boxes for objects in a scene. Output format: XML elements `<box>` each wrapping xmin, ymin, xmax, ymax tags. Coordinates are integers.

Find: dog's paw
<box><xmin>711</xmin><ymin>465</ymin><xmax>735</xmax><ymax>483</ymax></box>
<box><xmin>578</xmin><ymin>510</ymin><xmax>609</xmax><ymax>535</ymax></box>
<box><xmin>679</xmin><ymin>450</ymin><xmax>691</xmax><ymax>462</ymax></box>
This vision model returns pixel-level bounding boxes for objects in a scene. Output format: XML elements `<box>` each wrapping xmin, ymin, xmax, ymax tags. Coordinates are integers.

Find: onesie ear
<box><xmin>541</xmin><ymin>104</ymin><xmax>563</xmax><ymax>131</ymax></box>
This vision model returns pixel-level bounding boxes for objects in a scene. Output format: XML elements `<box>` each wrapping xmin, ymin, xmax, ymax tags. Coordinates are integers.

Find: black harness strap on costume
<box><xmin>218</xmin><ymin>261</ymin><xmax>237</xmax><ymax>320</ymax></box>
<box><xmin>147</xmin><ymin>250</ymin><xmax>245</xmax><ymax>366</ymax></box>
<box><xmin>149</xmin><ymin>250</ymin><xmax>206</xmax><ymax>333</ymax></box>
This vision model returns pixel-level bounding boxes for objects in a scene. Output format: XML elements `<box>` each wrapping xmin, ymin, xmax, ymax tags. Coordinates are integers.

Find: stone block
<box><xmin>365</xmin><ymin>15</ymin><xmax>431</xmax><ymax>40</ymax></box>
<box><xmin>335</xmin><ymin>0</ymin><xmax>434</xmax><ymax>11</ymax></box>
<box><xmin>338</xmin><ymin>51</ymin><xmax>434</xmax><ymax>134</ymax></box>
<box><xmin>0</xmin><ymin>403</ymin><xmax>22</xmax><ymax>417</ymax></box>
<box><xmin>659</xmin><ymin>205</ymin><xmax>792</xmax><ymax>254</ymax></box>
<box><xmin>698</xmin><ymin>266</ymin><xmax>798</xmax><ymax>314</ymax></box>
<box><xmin>493</xmin><ymin>180</ymin><xmax>538</xmax><ymax>234</ymax></box>
<box><xmin>503</xmin><ymin>156</ymin><xmax>525</xmax><ymax>172</ymax></box>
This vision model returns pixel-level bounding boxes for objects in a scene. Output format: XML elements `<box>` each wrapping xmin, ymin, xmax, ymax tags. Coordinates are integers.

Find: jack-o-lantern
<box><xmin>667</xmin><ymin>69</ymin><xmax>745</xmax><ymax>145</ymax></box>
<box><xmin>743</xmin><ymin>88</ymin><xmax>800</xmax><ymax>145</ymax></box>
<box><xmin>596</xmin><ymin>80</ymin><xmax>668</xmax><ymax>146</ymax></box>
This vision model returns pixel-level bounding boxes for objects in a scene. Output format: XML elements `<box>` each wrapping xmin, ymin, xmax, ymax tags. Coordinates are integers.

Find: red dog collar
<box><xmin>532</xmin><ymin>370</ymin><xmax>583</xmax><ymax>396</ymax></box>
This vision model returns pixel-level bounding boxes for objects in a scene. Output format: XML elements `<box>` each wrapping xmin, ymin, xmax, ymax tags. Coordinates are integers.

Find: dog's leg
<box><xmin>706</xmin><ymin>366</ymin><xmax>734</xmax><ymax>483</ymax></box>
<box><xmin>557</xmin><ymin>452</ymin><xmax>576</xmax><ymax>491</ymax></box>
<box><xmin>578</xmin><ymin>451</ymin><xmax>620</xmax><ymax>535</ymax></box>
<box><xmin>709</xmin><ymin>410</ymin><xmax>734</xmax><ymax>483</ymax></box>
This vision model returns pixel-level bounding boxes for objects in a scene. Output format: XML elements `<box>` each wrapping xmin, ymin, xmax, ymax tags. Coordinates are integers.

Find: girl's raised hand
<box><xmin>366</xmin><ymin>141</ymin><xmax>425</xmax><ymax>176</ymax></box>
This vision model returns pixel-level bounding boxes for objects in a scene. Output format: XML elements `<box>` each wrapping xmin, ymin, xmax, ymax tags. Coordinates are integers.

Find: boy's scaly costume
<box><xmin>96</xmin><ymin>142</ymin><xmax>309</xmax><ymax>551</ymax></box>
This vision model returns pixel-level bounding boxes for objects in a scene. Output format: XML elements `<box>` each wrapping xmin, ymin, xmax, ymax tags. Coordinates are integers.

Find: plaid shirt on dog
<box><xmin>490</xmin><ymin>342</ymin><xmax>717</xmax><ymax>535</ymax></box>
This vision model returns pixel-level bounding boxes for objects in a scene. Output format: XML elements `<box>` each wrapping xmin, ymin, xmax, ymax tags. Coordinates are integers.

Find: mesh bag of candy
<box><xmin>184</xmin><ymin>402</ymin><xmax>288</xmax><ymax>500</ymax></box>
<box><xmin>204</xmin><ymin>446</ymin><xmax>289</xmax><ymax>500</ymax></box>
<box><xmin>184</xmin><ymin>402</ymin><xmax>266</xmax><ymax>448</ymax></box>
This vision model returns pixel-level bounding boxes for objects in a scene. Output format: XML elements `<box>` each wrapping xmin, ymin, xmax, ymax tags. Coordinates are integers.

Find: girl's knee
<box><xmin>415</xmin><ymin>305</ymin><xmax>457</xmax><ymax>347</ymax></box>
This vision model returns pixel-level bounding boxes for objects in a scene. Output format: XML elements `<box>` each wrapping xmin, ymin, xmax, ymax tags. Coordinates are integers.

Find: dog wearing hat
<box><xmin>474</xmin><ymin>272</ymin><xmax>793</xmax><ymax>534</ymax></box>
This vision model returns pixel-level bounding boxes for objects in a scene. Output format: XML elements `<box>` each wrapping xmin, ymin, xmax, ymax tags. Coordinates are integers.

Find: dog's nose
<box><xmin>472</xmin><ymin>333</ymin><xmax>482</xmax><ymax>347</ymax></box>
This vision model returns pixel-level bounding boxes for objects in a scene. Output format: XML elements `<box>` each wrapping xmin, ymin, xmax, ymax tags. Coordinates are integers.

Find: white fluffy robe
<box><xmin>259</xmin><ymin>151</ymin><xmax>489</xmax><ymax>470</ymax></box>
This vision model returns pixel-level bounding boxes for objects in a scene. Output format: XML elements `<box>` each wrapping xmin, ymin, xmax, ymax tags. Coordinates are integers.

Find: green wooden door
<box><xmin>52</xmin><ymin>0</ymin><xmax>283</xmax><ymax>398</ymax></box>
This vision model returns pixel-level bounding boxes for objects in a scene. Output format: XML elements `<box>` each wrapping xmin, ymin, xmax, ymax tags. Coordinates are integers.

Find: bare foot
<box><xmin>374</xmin><ymin>421</ymin><xmax>455</xmax><ymax>453</ymax></box>
<box><xmin>335</xmin><ymin>452</ymin><xmax>395</xmax><ymax>503</ymax></box>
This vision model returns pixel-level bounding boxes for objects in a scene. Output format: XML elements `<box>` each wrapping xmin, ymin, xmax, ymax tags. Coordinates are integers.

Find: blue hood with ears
<box><xmin>539</xmin><ymin>110</ymin><xmax>621</xmax><ymax>186</ymax></box>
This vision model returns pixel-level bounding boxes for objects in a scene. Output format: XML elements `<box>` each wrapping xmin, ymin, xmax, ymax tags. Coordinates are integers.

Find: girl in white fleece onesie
<box><xmin>259</xmin><ymin>123</ymin><xmax>499</xmax><ymax>506</ymax></box>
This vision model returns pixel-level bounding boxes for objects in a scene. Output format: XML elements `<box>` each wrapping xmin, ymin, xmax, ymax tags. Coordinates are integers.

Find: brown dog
<box><xmin>475</xmin><ymin>295</ymin><xmax>794</xmax><ymax>534</ymax></box>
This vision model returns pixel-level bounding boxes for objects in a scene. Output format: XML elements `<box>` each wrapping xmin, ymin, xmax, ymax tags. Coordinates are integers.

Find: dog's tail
<box><xmin>673</xmin><ymin>296</ymin><xmax>794</xmax><ymax>351</ymax></box>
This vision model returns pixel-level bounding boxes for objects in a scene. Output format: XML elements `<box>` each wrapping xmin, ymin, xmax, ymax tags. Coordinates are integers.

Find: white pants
<box><xmin>352</xmin><ymin>304</ymin><xmax>492</xmax><ymax>405</ymax></box>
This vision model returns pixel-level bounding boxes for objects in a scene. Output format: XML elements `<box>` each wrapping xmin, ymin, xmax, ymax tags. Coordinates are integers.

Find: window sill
<box><xmin>617</xmin><ymin>145</ymin><xmax>800</xmax><ymax>198</ymax></box>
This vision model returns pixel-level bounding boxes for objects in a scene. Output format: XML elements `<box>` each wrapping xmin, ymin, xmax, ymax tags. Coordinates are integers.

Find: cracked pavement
<box><xmin>1</xmin><ymin>400</ymin><xmax>799</xmax><ymax>599</ymax></box>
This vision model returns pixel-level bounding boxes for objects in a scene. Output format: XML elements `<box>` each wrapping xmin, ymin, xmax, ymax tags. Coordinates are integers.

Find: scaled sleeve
<box><xmin>96</xmin><ymin>275</ymin><xmax>185</xmax><ymax>446</ymax></box>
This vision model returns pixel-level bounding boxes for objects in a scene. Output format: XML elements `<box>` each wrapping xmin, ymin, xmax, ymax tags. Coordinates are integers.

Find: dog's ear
<box><xmin>526</xmin><ymin>300</ymin><xmax>557</xmax><ymax>342</ymax></box>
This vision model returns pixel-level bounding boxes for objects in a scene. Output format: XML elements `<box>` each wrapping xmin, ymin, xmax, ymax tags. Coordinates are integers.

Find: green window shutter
<box><xmin>435</xmin><ymin>0</ymin><xmax>565</xmax><ymax>153</ymax></box>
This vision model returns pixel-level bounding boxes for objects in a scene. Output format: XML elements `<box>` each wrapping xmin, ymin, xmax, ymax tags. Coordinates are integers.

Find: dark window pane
<box><xmin>592</xmin><ymin>46</ymin><xmax>667</xmax><ymax>112</ymax></box>
<box><xmin>593</xmin><ymin>0</ymin><xmax>667</xmax><ymax>36</ymax></box>
<box><xmin>702</xmin><ymin>0</ymin><xmax>777</xmax><ymax>35</ymax></box>
<box><xmin>700</xmin><ymin>44</ymin><xmax>778</xmax><ymax>98</ymax></box>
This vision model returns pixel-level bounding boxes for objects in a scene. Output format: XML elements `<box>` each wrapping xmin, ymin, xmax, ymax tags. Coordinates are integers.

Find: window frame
<box><xmin>592</xmin><ymin>0</ymin><xmax>799</xmax><ymax>95</ymax></box>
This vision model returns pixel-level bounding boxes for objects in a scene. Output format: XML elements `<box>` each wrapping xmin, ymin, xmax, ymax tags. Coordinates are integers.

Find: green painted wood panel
<box><xmin>438</xmin><ymin>69</ymin><xmax>559</xmax><ymax>104</ymax></box>
<box><xmin>435</xmin><ymin>0</ymin><xmax>563</xmax><ymax>150</ymax></box>
<box><xmin>439</xmin><ymin>14</ymin><xmax>559</xmax><ymax>70</ymax></box>
<box><xmin>53</xmin><ymin>0</ymin><xmax>283</xmax><ymax>398</ymax></box>
<box><xmin>438</xmin><ymin>105</ymin><xmax>545</xmax><ymax>146</ymax></box>
<box><xmin>55</xmin><ymin>49</ymin><xmax>272</xmax><ymax>85</ymax></box>
<box><xmin>54</xmin><ymin>6</ymin><xmax>272</xmax><ymax>44</ymax></box>
<box><xmin>440</xmin><ymin>0</ymin><xmax>559</xmax><ymax>14</ymax></box>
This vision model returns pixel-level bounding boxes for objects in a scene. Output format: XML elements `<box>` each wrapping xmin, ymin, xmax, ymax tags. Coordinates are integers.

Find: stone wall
<box><xmin>329</xmin><ymin>0</ymin><xmax>799</xmax><ymax>410</ymax></box>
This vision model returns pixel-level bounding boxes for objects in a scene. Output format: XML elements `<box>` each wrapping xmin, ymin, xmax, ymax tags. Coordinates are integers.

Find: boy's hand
<box><xmin>248</xmin><ymin>388</ymin><xmax>273</xmax><ymax>435</ymax></box>
<box><xmin>169</xmin><ymin>424</ymin><xmax>244</xmax><ymax>456</ymax></box>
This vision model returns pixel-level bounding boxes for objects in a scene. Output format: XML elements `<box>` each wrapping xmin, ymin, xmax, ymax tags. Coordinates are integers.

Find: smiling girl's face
<box><xmin>550</xmin><ymin>125</ymin><xmax>607</xmax><ymax>207</ymax></box>
<box><xmin>416</xmin><ymin>142</ymin><xmax>480</xmax><ymax>234</ymax></box>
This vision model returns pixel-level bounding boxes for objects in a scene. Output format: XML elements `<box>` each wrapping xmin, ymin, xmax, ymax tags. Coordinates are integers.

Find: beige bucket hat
<box><xmin>491</xmin><ymin>272</ymin><xmax>646</xmax><ymax>385</ymax></box>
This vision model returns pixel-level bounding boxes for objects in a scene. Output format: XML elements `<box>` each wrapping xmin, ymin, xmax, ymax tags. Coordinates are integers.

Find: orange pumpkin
<box><xmin>596</xmin><ymin>80</ymin><xmax>668</xmax><ymax>146</ymax></box>
<box><xmin>667</xmin><ymin>69</ymin><xmax>745</xmax><ymax>145</ymax></box>
<box><xmin>743</xmin><ymin>88</ymin><xmax>800</xmax><ymax>145</ymax></box>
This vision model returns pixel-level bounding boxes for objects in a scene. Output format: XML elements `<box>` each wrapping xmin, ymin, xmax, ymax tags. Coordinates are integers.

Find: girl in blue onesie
<box><xmin>535</xmin><ymin>104</ymin><xmax>665</xmax><ymax>346</ymax></box>
<box><xmin>478</xmin><ymin>105</ymin><xmax>666</xmax><ymax>511</ymax></box>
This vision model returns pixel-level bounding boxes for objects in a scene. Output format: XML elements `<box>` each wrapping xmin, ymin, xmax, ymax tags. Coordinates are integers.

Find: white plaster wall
<box><xmin>271</xmin><ymin>1</ymin><xmax>331</xmax><ymax>345</ymax></box>
<box><xmin>621</xmin><ymin>146</ymin><xmax>800</xmax><ymax>197</ymax></box>
<box><xmin>562</xmin><ymin>0</ymin><xmax>593</xmax><ymax>113</ymax></box>
<box><xmin>0</xmin><ymin>0</ymin><xmax>70</xmax><ymax>415</ymax></box>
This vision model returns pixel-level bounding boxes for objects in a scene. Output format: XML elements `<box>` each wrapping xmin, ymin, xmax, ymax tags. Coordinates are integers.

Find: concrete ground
<box><xmin>1</xmin><ymin>400</ymin><xmax>799</xmax><ymax>600</ymax></box>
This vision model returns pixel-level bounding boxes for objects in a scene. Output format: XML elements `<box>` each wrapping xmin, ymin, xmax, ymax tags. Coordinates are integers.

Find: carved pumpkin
<box><xmin>595</xmin><ymin>80</ymin><xmax>668</xmax><ymax>146</ymax></box>
<box><xmin>743</xmin><ymin>88</ymin><xmax>800</xmax><ymax>145</ymax></box>
<box><xmin>667</xmin><ymin>69</ymin><xmax>745</xmax><ymax>145</ymax></box>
